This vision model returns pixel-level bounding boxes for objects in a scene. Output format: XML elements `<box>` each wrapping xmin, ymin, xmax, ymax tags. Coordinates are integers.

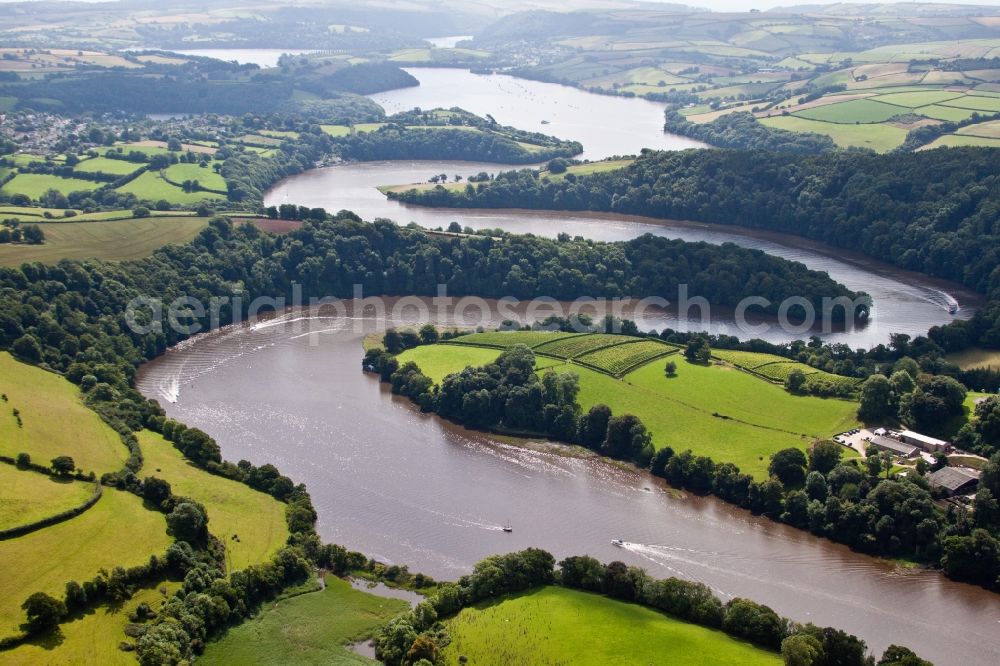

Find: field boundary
<box><xmin>0</xmin><ymin>464</ymin><xmax>103</xmax><ymax>540</ymax></box>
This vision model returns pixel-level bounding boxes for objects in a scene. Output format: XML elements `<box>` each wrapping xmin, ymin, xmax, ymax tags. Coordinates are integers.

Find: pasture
<box><xmin>795</xmin><ymin>98</ymin><xmax>904</xmax><ymax>123</ymax></box>
<box><xmin>163</xmin><ymin>162</ymin><xmax>227</xmax><ymax>191</ymax></box>
<box><xmin>198</xmin><ymin>575</ymin><xmax>409</xmax><ymax>665</ymax></box>
<box><xmin>398</xmin><ymin>336</ymin><xmax>860</xmax><ymax>478</ymax></box>
<box><xmin>759</xmin><ymin>116</ymin><xmax>907</xmax><ymax>151</ymax></box>
<box><xmin>440</xmin><ymin>586</ymin><xmax>781</xmax><ymax>666</ymax></box>
<box><xmin>0</xmin><ymin>465</ymin><xmax>95</xmax><ymax>532</ymax></box>
<box><xmin>115</xmin><ymin>171</ymin><xmax>225</xmax><ymax>204</ymax></box>
<box><xmin>0</xmin><ymin>173</ymin><xmax>100</xmax><ymax>199</ymax></box>
<box><xmin>1</xmin><ymin>582</ymin><xmax>179</xmax><ymax>666</ymax></box>
<box><xmin>138</xmin><ymin>430</ymin><xmax>289</xmax><ymax>571</ymax></box>
<box><xmin>0</xmin><ymin>487</ymin><xmax>170</xmax><ymax>636</ymax></box>
<box><xmin>73</xmin><ymin>157</ymin><xmax>145</xmax><ymax>176</ymax></box>
<box><xmin>0</xmin><ymin>216</ymin><xmax>211</xmax><ymax>266</ymax></box>
<box><xmin>0</xmin><ymin>352</ymin><xmax>127</xmax><ymax>475</ymax></box>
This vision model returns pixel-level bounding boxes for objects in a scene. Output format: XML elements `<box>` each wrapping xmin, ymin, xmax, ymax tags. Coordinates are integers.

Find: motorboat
<box><xmin>502</xmin><ymin>523</ymin><xmax>513</xmax><ymax>533</ymax></box>
<box><xmin>611</xmin><ymin>539</ymin><xmax>625</xmax><ymax>547</ymax></box>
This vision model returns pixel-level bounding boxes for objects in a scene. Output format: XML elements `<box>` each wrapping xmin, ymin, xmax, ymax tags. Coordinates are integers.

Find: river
<box><xmin>141</xmin><ymin>67</ymin><xmax>1000</xmax><ymax>665</ymax></box>
<box><xmin>136</xmin><ymin>306</ymin><xmax>1000</xmax><ymax>666</ymax></box>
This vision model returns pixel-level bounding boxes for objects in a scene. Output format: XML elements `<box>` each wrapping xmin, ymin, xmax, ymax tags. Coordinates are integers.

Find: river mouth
<box><xmin>136</xmin><ymin>303</ymin><xmax>1000</xmax><ymax>666</ymax></box>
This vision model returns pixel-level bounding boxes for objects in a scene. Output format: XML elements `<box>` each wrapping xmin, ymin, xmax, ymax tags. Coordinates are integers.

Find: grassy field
<box><xmin>1</xmin><ymin>581</ymin><xmax>179</xmax><ymax>666</ymax></box>
<box><xmin>0</xmin><ymin>487</ymin><xmax>170</xmax><ymax>636</ymax></box>
<box><xmin>320</xmin><ymin>124</ymin><xmax>351</xmax><ymax>137</ymax></box>
<box><xmin>73</xmin><ymin>157</ymin><xmax>145</xmax><ymax>176</ymax></box>
<box><xmin>0</xmin><ymin>173</ymin><xmax>101</xmax><ymax>199</ymax></box>
<box><xmin>116</xmin><ymin>170</ymin><xmax>224</xmax><ymax>204</ymax></box>
<box><xmin>795</xmin><ymin>98</ymin><xmax>904</xmax><ymax>123</ymax></box>
<box><xmin>441</xmin><ymin>587</ymin><xmax>781</xmax><ymax>666</ymax></box>
<box><xmin>0</xmin><ymin>352</ymin><xmax>127</xmax><ymax>475</ymax></box>
<box><xmin>759</xmin><ymin>115</ymin><xmax>907</xmax><ymax>151</ymax></box>
<box><xmin>0</xmin><ymin>465</ymin><xmax>95</xmax><ymax>531</ymax></box>
<box><xmin>163</xmin><ymin>162</ymin><xmax>227</xmax><ymax>191</ymax></box>
<box><xmin>921</xmin><ymin>134</ymin><xmax>1000</xmax><ymax>149</ymax></box>
<box><xmin>199</xmin><ymin>575</ymin><xmax>409</xmax><ymax>665</ymax></box>
<box><xmin>138</xmin><ymin>431</ymin><xmax>289</xmax><ymax>572</ymax></box>
<box><xmin>0</xmin><ymin>216</ymin><xmax>211</xmax><ymax>266</ymax></box>
<box><xmin>395</xmin><ymin>345</ymin><xmax>507</xmax><ymax>384</ymax></box>
<box><xmin>398</xmin><ymin>339</ymin><xmax>859</xmax><ymax>478</ymax></box>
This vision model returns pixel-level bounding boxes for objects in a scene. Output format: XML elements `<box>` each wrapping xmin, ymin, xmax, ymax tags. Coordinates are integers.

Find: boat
<box><xmin>611</xmin><ymin>539</ymin><xmax>624</xmax><ymax>547</ymax></box>
<box><xmin>502</xmin><ymin>523</ymin><xmax>513</xmax><ymax>533</ymax></box>
<box><xmin>949</xmin><ymin>303</ymin><xmax>958</xmax><ymax>314</ymax></box>
<box><xmin>541</xmin><ymin>120</ymin><xmax>550</xmax><ymax>124</ymax></box>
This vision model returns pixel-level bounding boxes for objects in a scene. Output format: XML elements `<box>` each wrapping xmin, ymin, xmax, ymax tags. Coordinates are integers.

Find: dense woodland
<box><xmin>390</xmin><ymin>147</ymin><xmax>1000</xmax><ymax>352</ymax></box>
<box><xmin>365</xmin><ymin>340</ymin><xmax>1000</xmax><ymax>593</ymax></box>
<box><xmin>0</xmin><ymin>61</ymin><xmax>410</xmax><ymax>115</ymax></box>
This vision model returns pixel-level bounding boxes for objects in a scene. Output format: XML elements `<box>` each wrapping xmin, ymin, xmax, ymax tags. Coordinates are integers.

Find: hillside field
<box><xmin>441</xmin><ymin>586</ymin><xmax>781</xmax><ymax>666</ymax></box>
<box><xmin>138</xmin><ymin>430</ymin><xmax>289</xmax><ymax>571</ymax></box>
<box><xmin>0</xmin><ymin>464</ymin><xmax>95</xmax><ymax>532</ymax></box>
<box><xmin>0</xmin><ymin>352</ymin><xmax>127</xmax><ymax>474</ymax></box>
<box><xmin>397</xmin><ymin>334</ymin><xmax>859</xmax><ymax>478</ymax></box>
<box><xmin>0</xmin><ymin>216</ymin><xmax>211</xmax><ymax>266</ymax></box>
<box><xmin>198</xmin><ymin>575</ymin><xmax>409</xmax><ymax>665</ymax></box>
<box><xmin>0</xmin><ymin>487</ymin><xmax>170</xmax><ymax>636</ymax></box>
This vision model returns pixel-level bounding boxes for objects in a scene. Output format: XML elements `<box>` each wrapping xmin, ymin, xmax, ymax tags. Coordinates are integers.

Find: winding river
<box><xmin>139</xmin><ymin>68</ymin><xmax>1000</xmax><ymax>665</ymax></box>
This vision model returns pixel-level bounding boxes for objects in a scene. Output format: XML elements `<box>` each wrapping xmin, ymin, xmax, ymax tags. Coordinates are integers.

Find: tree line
<box><xmin>372</xmin><ymin>547</ymin><xmax>931</xmax><ymax>666</ymax></box>
<box><xmin>387</xmin><ymin>147</ymin><xmax>1000</xmax><ymax>353</ymax></box>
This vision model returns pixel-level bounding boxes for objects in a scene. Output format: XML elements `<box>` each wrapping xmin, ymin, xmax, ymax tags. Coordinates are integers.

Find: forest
<box><xmin>389</xmin><ymin>146</ymin><xmax>1000</xmax><ymax>351</ymax></box>
<box><xmin>664</xmin><ymin>110</ymin><xmax>837</xmax><ymax>153</ymax></box>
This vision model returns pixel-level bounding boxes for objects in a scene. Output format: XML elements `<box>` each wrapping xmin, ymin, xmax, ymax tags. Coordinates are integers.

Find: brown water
<box><xmin>136</xmin><ymin>306</ymin><xmax>1000</xmax><ymax>666</ymax></box>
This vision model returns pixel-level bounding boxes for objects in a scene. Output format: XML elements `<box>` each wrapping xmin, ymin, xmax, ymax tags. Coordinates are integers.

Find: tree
<box><xmin>580</xmin><ymin>404</ymin><xmax>612</xmax><ymax>450</ymax></box>
<box><xmin>665</xmin><ymin>360</ymin><xmax>677</xmax><ymax>376</ymax></box>
<box><xmin>809</xmin><ymin>440</ymin><xmax>842</xmax><ymax>475</ymax></box>
<box><xmin>858</xmin><ymin>374</ymin><xmax>893</xmax><ymax>422</ymax></box>
<box><xmin>21</xmin><ymin>592</ymin><xmax>67</xmax><ymax>633</ymax></box>
<box><xmin>782</xmin><ymin>633</ymin><xmax>823</xmax><ymax>666</ymax></box>
<box><xmin>166</xmin><ymin>502</ymin><xmax>208</xmax><ymax>544</ymax></box>
<box><xmin>878</xmin><ymin>645</ymin><xmax>933</xmax><ymax>666</ymax></box>
<box><xmin>769</xmin><ymin>448</ymin><xmax>807</xmax><ymax>487</ymax></box>
<box><xmin>418</xmin><ymin>323</ymin><xmax>438</xmax><ymax>344</ymax></box>
<box><xmin>21</xmin><ymin>225</ymin><xmax>44</xmax><ymax>244</ymax></box>
<box><xmin>603</xmin><ymin>414</ymin><xmax>653</xmax><ymax>463</ymax></box>
<box><xmin>684</xmin><ymin>336</ymin><xmax>711</xmax><ymax>364</ymax></box>
<box><xmin>50</xmin><ymin>455</ymin><xmax>75</xmax><ymax>476</ymax></box>
<box><xmin>786</xmin><ymin>369</ymin><xmax>807</xmax><ymax>393</ymax></box>
<box><xmin>383</xmin><ymin>328</ymin><xmax>404</xmax><ymax>354</ymax></box>
<box><xmin>133</xmin><ymin>206</ymin><xmax>150</xmax><ymax>218</ymax></box>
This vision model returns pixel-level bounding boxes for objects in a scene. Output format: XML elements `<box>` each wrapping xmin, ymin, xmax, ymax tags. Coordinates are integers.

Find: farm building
<box><xmin>897</xmin><ymin>430</ymin><xmax>949</xmax><ymax>452</ymax></box>
<box><xmin>868</xmin><ymin>436</ymin><xmax>919</xmax><ymax>459</ymax></box>
<box><xmin>927</xmin><ymin>467</ymin><xmax>980</xmax><ymax>497</ymax></box>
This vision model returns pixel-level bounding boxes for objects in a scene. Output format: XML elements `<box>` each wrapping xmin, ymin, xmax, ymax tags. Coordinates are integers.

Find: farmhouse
<box><xmin>868</xmin><ymin>436</ymin><xmax>919</xmax><ymax>459</ymax></box>
<box><xmin>897</xmin><ymin>430</ymin><xmax>949</xmax><ymax>452</ymax></box>
<box><xmin>927</xmin><ymin>467</ymin><xmax>980</xmax><ymax>497</ymax></box>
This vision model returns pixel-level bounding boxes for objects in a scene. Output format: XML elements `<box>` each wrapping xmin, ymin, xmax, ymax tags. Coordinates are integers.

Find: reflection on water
<box><xmin>136</xmin><ymin>308</ymin><xmax>1000</xmax><ymax>666</ymax></box>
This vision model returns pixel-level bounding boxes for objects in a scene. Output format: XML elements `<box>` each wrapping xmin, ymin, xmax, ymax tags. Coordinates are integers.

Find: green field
<box><xmin>0</xmin><ymin>464</ymin><xmax>95</xmax><ymax>531</ymax></box>
<box><xmin>0</xmin><ymin>216</ymin><xmax>212</xmax><ymax>266</ymax></box>
<box><xmin>0</xmin><ymin>487</ymin><xmax>170</xmax><ymax>636</ymax></box>
<box><xmin>0</xmin><ymin>173</ymin><xmax>101</xmax><ymax>199</ymax></box>
<box><xmin>138</xmin><ymin>430</ymin><xmax>289</xmax><ymax>571</ymax></box>
<box><xmin>116</xmin><ymin>170</ymin><xmax>225</xmax><ymax>204</ymax></box>
<box><xmin>959</xmin><ymin>119</ymin><xmax>1000</xmax><ymax>138</ymax></box>
<box><xmin>320</xmin><ymin>124</ymin><xmax>351</xmax><ymax>137</ymax></box>
<box><xmin>73</xmin><ymin>157</ymin><xmax>145</xmax><ymax>176</ymax></box>
<box><xmin>532</xmin><ymin>333</ymin><xmax>631</xmax><ymax>359</ymax></box>
<box><xmin>874</xmin><ymin>90</ymin><xmax>963</xmax><ymax>107</ymax></box>
<box><xmin>1</xmin><ymin>582</ymin><xmax>179</xmax><ymax>666</ymax></box>
<box><xmin>0</xmin><ymin>352</ymin><xmax>127</xmax><ymax>475</ymax></box>
<box><xmin>398</xmin><ymin>338</ymin><xmax>859</xmax><ymax>478</ymax></box>
<box><xmin>916</xmin><ymin>104</ymin><xmax>978</xmax><ymax>122</ymax></box>
<box><xmin>921</xmin><ymin>134</ymin><xmax>1000</xmax><ymax>149</ymax></box>
<box><xmin>441</xmin><ymin>587</ymin><xmax>781</xmax><ymax>666</ymax></box>
<box><xmin>199</xmin><ymin>575</ymin><xmax>409</xmax><ymax>665</ymax></box>
<box><xmin>760</xmin><ymin>115</ymin><xmax>907</xmax><ymax>151</ymax></box>
<box><xmin>795</xmin><ymin>98</ymin><xmax>905</xmax><ymax>123</ymax></box>
<box><xmin>163</xmin><ymin>162</ymin><xmax>227</xmax><ymax>191</ymax></box>
<box><xmin>448</xmin><ymin>331</ymin><xmax>579</xmax><ymax>350</ymax></box>
<box><xmin>576</xmin><ymin>339</ymin><xmax>677</xmax><ymax>375</ymax></box>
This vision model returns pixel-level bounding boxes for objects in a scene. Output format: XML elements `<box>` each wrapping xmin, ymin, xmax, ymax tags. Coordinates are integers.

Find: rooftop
<box><xmin>928</xmin><ymin>467</ymin><xmax>981</xmax><ymax>493</ymax></box>
<box><xmin>898</xmin><ymin>430</ymin><xmax>948</xmax><ymax>447</ymax></box>
<box><xmin>869</xmin><ymin>436</ymin><xmax>919</xmax><ymax>457</ymax></box>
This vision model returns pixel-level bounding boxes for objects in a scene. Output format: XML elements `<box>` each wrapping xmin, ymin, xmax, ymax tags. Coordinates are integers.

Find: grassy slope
<box><xmin>0</xmin><ymin>352</ymin><xmax>126</xmax><ymax>475</ymax></box>
<box><xmin>0</xmin><ymin>173</ymin><xmax>101</xmax><ymax>198</ymax></box>
<box><xmin>0</xmin><ymin>465</ymin><xmax>94</xmax><ymax>531</ymax></box>
<box><xmin>163</xmin><ymin>162</ymin><xmax>227</xmax><ymax>191</ymax></box>
<box><xmin>199</xmin><ymin>575</ymin><xmax>409</xmax><ymax>665</ymax></box>
<box><xmin>2</xmin><ymin>582</ymin><xmax>180</xmax><ymax>666</ymax></box>
<box><xmin>397</xmin><ymin>343</ymin><xmax>858</xmax><ymax>478</ymax></box>
<box><xmin>441</xmin><ymin>587</ymin><xmax>781</xmax><ymax>666</ymax></box>
<box><xmin>138</xmin><ymin>431</ymin><xmax>289</xmax><ymax>572</ymax></box>
<box><xmin>115</xmin><ymin>170</ymin><xmax>223</xmax><ymax>204</ymax></box>
<box><xmin>0</xmin><ymin>487</ymin><xmax>170</xmax><ymax>635</ymax></box>
<box><xmin>73</xmin><ymin>156</ymin><xmax>145</xmax><ymax>175</ymax></box>
<box><xmin>760</xmin><ymin>115</ymin><xmax>906</xmax><ymax>151</ymax></box>
<box><xmin>0</xmin><ymin>216</ymin><xmax>211</xmax><ymax>266</ymax></box>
